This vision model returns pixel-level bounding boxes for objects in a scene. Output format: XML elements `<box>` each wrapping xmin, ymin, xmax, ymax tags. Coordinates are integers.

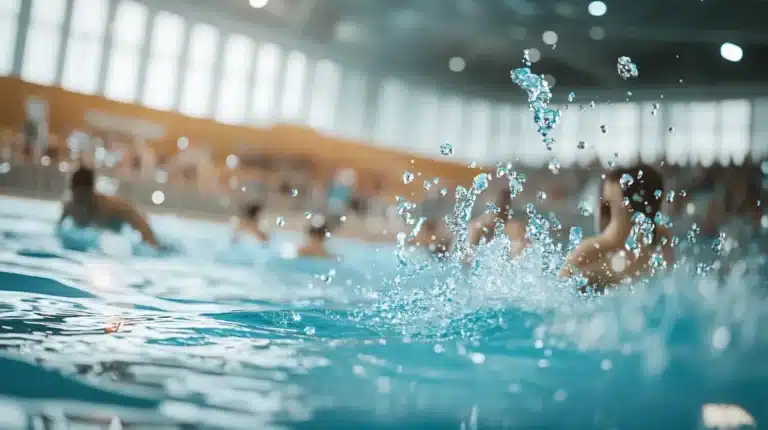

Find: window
<box><xmin>665</xmin><ymin>102</ymin><xmax>691</xmax><ymax>166</ymax></box>
<box><xmin>21</xmin><ymin>0</ymin><xmax>67</xmax><ymax>85</ymax></box>
<box><xmin>639</xmin><ymin>101</ymin><xmax>663</xmax><ymax>165</ymax></box>
<box><xmin>374</xmin><ymin>78</ymin><xmax>406</xmax><ymax>146</ymax></box>
<box><xmin>61</xmin><ymin>0</ymin><xmax>110</xmax><ymax>94</ymax></box>
<box><xmin>280</xmin><ymin>50</ymin><xmax>308</xmax><ymax>121</ymax></box>
<box><xmin>179</xmin><ymin>23</ymin><xmax>219</xmax><ymax>117</ymax></box>
<box><xmin>689</xmin><ymin>101</ymin><xmax>718</xmax><ymax>167</ymax></box>
<box><xmin>104</xmin><ymin>0</ymin><xmax>148</xmax><ymax>102</ymax></box>
<box><xmin>142</xmin><ymin>12</ymin><xmax>185</xmax><ymax>110</ymax></box>
<box><xmin>215</xmin><ymin>34</ymin><xmax>253</xmax><ymax>124</ymax></box>
<box><xmin>467</xmin><ymin>99</ymin><xmax>491</xmax><ymax>162</ymax></box>
<box><xmin>598</xmin><ymin>103</ymin><xmax>639</xmax><ymax>165</ymax></box>
<box><xmin>438</xmin><ymin>95</ymin><xmax>463</xmax><ymax>152</ymax></box>
<box><xmin>307</xmin><ymin>59</ymin><xmax>341</xmax><ymax>131</ymax></box>
<box><xmin>719</xmin><ymin>99</ymin><xmax>751</xmax><ymax>165</ymax></box>
<box><xmin>496</xmin><ymin>103</ymin><xmax>515</xmax><ymax>160</ymax></box>
<box><xmin>335</xmin><ymin>70</ymin><xmax>367</xmax><ymax>138</ymax></box>
<box><xmin>0</xmin><ymin>0</ymin><xmax>21</xmax><ymax>75</ymax></box>
<box><xmin>414</xmin><ymin>89</ymin><xmax>439</xmax><ymax>153</ymax></box>
<box><xmin>251</xmin><ymin>43</ymin><xmax>282</xmax><ymax>122</ymax></box>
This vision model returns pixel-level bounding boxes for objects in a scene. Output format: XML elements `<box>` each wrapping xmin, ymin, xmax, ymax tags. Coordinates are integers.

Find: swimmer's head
<box><xmin>242</xmin><ymin>203</ymin><xmax>263</xmax><ymax>221</ymax></box>
<box><xmin>600</xmin><ymin>164</ymin><xmax>664</xmax><ymax>231</ymax></box>
<box><xmin>70</xmin><ymin>167</ymin><xmax>95</xmax><ymax>203</ymax></box>
<box><xmin>308</xmin><ymin>214</ymin><xmax>330</xmax><ymax>240</ymax></box>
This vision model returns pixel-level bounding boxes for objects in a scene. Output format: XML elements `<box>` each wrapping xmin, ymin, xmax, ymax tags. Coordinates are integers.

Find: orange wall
<box><xmin>0</xmin><ymin>77</ymin><xmax>477</xmax><ymax>197</ymax></box>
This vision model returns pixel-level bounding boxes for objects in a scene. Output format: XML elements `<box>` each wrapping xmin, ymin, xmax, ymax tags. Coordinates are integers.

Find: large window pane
<box><xmin>216</xmin><ymin>34</ymin><xmax>254</xmax><ymax>124</ymax></box>
<box><xmin>413</xmin><ymin>89</ymin><xmax>439</xmax><ymax>153</ymax></box>
<box><xmin>467</xmin><ymin>99</ymin><xmax>490</xmax><ymax>161</ymax></box>
<box><xmin>307</xmin><ymin>59</ymin><xmax>341</xmax><ymax>131</ymax></box>
<box><xmin>251</xmin><ymin>43</ymin><xmax>282</xmax><ymax>122</ymax></box>
<box><xmin>0</xmin><ymin>0</ymin><xmax>21</xmax><ymax>75</ymax></box>
<box><xmin>104</xmin><ymin>0</ymin><xmax>148</xmax><ymax>102</ymax></box>
<box><xmin>438</xmin><ymin>95</ymin><xmax>463</xmax><ymax>150</ymax></box>
<box><xmin>142</xmin><ymin>11</ymin><xmax>185</xmax><ymax>110</ymax></box>
<box><xmin>61</xmin><ymin>0</ymin><xmax>110</xmax><ymax>94</ymax></box>
<box><xmin>374</xmin><ymin>78</ymin><xmax>406</xmax><ymax>146</ymax></box>
<box><xmin>335</xmin><ymin>70</ymin><xmax>367</xmax><ymax>138</ymax></box>
<box><xmin>179</xmin><ymin>23</ymin><xmax>219</xmax><ymax>117</ymax></box>
<box><xmin>280</xmin><ymin>50</ymin><xmax>307</xmax><ymax>120</ymax></box>
<box><xmin>719</xmin><ymin>99</ymin><xmax>751</xmax><ymax>165</ymax></box>
<box><xmin>21</xmin><ymin>0</ymin><xmax>67</xmax><ymax>85</ymax></box>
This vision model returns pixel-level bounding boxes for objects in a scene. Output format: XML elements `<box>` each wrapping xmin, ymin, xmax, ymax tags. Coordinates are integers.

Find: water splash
<box><xmin>440</xmin><ymin>143</ymin><xmax>455</xmax><ymax>156</ymax></box>
<box><xmin>617</xmin><ymin>56</ymin><xmax>639</xmax><ymax>79</ymax></box>
<box><xmin>510</xmin><ymin>67</ymin><xmax>562</xmax><ymax>141</ymax></box>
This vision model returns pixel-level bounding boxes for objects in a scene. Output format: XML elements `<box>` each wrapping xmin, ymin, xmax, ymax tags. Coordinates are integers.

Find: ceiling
<box><xmin>207</xmin><ymin>0</ymin><xmax>768</xmax><ymax>94</ymax></box>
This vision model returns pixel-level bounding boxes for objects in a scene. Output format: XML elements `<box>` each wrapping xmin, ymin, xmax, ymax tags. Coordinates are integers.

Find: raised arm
<box><xmin>57</xmin><ymin>201</ymin><xmax>71</xmax><ymax>227</ymax></box>
<box><xmin>116</xmin><ymin>201</ymin><xmax>160</xmax><ymax>248</ymax></box>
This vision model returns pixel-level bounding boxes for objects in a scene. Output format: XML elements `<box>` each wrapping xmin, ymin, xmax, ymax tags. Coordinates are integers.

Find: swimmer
<box><xmin>233</xmin><ymin>203</ymin><xmax>268</xmax><ymax>243</ymax></box>
<box><xmin>466</xmin><ymin>188</ymin><xmax>528</xmax><ymax>258</ymax></box>
<box><xmin>297</xmin><ymin>215</ymin><xmax>333</xmax><ymax>259</ymax></box>
<box><xmin>560</xmin><ymin>164</ymin><xmax>675</xmax><ymax>288</ymax></box>
<box><xmin>58</xmin><ymin>167</ymin><xmax>161</xmax><ymax>249</ymax></box>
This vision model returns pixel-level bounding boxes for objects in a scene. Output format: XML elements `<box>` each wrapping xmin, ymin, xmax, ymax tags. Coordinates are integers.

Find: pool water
<box><xmin>0</xmin><ymin>195</ymin><xmax>766</xmax><ymax>429</ymax></box>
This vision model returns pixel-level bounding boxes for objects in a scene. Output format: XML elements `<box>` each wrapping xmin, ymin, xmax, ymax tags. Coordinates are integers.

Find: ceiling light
<box><xmin>449</xmin><ymin>56</ymin><xmax>466</xmax><ymax>72</ymax></box>
<box><xmin>589</xmin><ymin>26</ymin><xmax>605</xmax><ymax>40</ymax></box>
<box><xmin>720</xmin><ymin>42</ymin><xmax>743</xmax><ymax>62</ymax></box>
<box><xmin>249</xmin><ymin>0</ymin><xmax>268</xmax><ymax>9</ymax></box>
<box><xmin>542</xmin><ymin>31</ymin><xmax>559</xmax><ymax>45</ymax></box>
<box><xmin>588</xmin><ymin>1</ymin><xmax>607</xmax><ymax>16</ymax></box>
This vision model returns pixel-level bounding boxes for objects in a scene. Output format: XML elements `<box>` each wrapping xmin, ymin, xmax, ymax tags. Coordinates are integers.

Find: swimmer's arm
<box><xmin>560</xmin><ymin>239</ymin><xmax>603</xmax><ymax>279</ymax></box>
<box><xmin>506</xmin><ymin>221</ymin><xmax>528</xmax><ymax>258</ymax></box>
<box><xmin>57</xmin><ymin>202</ymin><xmax>71</xmax><ymax>226</ymax></box>
<box><xmin>117</xmin><ymin>203</ymin><xmax>160</xmax><ymax>248</ymax></box>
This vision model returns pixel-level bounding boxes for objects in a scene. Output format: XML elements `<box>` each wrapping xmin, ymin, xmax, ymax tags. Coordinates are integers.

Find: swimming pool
<box><xmin>0</xmin><ymin>195</ymin><xmax>765</xmax><ymax>429</ymax></box>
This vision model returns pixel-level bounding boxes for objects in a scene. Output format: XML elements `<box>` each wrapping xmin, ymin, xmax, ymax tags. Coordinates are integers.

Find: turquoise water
<box><xmin>0</xmin><ymin>196</ymin><xmax>766</xmax><ymax>429</ymax></box>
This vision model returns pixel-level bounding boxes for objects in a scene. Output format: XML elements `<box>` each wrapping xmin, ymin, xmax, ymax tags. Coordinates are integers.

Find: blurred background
<box><xmin>0</xmin><ymin>0</ymin><xmax>766</xmax><ymax>240</ymax></box>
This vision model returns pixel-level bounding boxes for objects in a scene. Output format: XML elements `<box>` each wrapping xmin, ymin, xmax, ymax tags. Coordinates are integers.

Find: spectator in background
<box><xmin>233</xmin><ymin>203</ymin><xmax>269</xmax><ymax>244</ymax></box>
<box><xmin>298</xmin><ymin>214</ymin><xmax>333</xmax><ymax>259</ymax></box>
<box><xmin>58</xmin><ymin>167</ymin><xmax>161</xmax><ymax>249</ymax></box>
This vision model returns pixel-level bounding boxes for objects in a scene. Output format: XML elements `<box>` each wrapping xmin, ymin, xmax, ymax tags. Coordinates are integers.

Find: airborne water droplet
<box><xmin>473</xmin><ymin>173</ymin><xmax>490</xmax><ymax>193</ymax></box>
<box><xmin>440</xmin><ymin>143</ymin><xmax>454</xmax><ymax>156</ymax></box>
<box><xmin>537</xmin><ymin>191</ymin><xmax>547</xmax><ymax>201</ymax></box>
<box><xmin>577</xmin><ymin>141</ymin><xmax>586</xmax><ymax>149</ymax></box>
<box><xmin>617</xmin><ymin>56</ymin><xmax>639</xmax><ymax>79</ymax></box>
<box><xmin>403</xmin><ymin>172</ymin><xmax>414</xmax><ymax>184</ymax></box>
<box><xmin>440</xmin><ymin>188</ymin><xmax>448</xmax><ymax>196</ymax></box>
<box><xmin>276</xmin><ymin>216</ymin><xmax>286</xmax><ymax>227</ymax></box>
<box><xmin>568</xmin><ymin>92</ymin><xmax>575</xmax><ymax>102</ymax></box>
<box><xmin>578</xmin><ymin>201</ymin><xmax>593</xmax><ymax>216</ymax></box>
<box><xmin>620</xmin><ymin>173</ymin><xmax>634</xmax><ymax>189</ymax></box>
<box><xmin>548</xmin><ymin>159</ymin><xmax>561</xmax><ymax>175</ymax></box>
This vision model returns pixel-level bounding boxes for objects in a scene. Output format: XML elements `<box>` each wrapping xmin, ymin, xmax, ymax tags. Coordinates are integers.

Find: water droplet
<box><xmin>440</xmin><ymin>143</ymin><xmax>454</xmax><ymax>156</ymax></box>
<box><xmin>569</xmin><ymin>226</ymin><xmax>583</xmax><ymax>249</ymax></box>
<box><xmin>304</xmin><ymin>326</ymin><xmax>316</xmax><ymax>336</ymax></box>
<box><xmin>473</xmin><ymin>173</ymin><xmax>490</xmax><ymax>193</ymax></box>
<box><xmin>600</xmin><ymin>359</ymin><xmax>613</xmax><ymax>371</ymax></box>
<box><xmin>712</xmin><ymin>326</ymin><xmax>731</xmax><ymax>351</ymax></box>
<box><xmin>654</xmin><ymin>189</ymin><xmax>663</xmax><ymax>199</ymax></box>
<box><xmin>668</xmin><ymin>127</ymin><xmax>675</xmax><ymax>133</ymax></box>
<box><xmin>589</xmin><ymin>101</ymin><xmax>596</xmax><ymax>108</ymax></box>
<box><xmin>0</xmin><ymin>162</ymin><xmax>10</xmax><ymax>174</ymax></box>
<box><xmin>276</xmin><ymin>216</ymin><xmax>286</xmax><ymax>227</ymax></box>
<box><xmin>666</xmin><ymin>191</ymin><xmax>676</xmax><ymax>203</ymax></box>
<box><xmin>600</xmin><ymin>124</ymin><xmax>607</xmax><ymax>134</ymax></box>
<box><xmin>291</xmin><ymin>189</ymin><xmax>299</xmax><ymax>197</ymax></box>
<box><xmin>619</xmin><ymin>173</ymin><xmax>634</xmax><ymax>189</ymax></box>
<box><xmin>304</xmin><ymin>211</ymin><xmax>313</xmax><ymax>219</ymax></box>
<box><xmin>617</xmin><ymin>56</ymin><xmax>639</xmax><ymax>79</ymax></box>
<box><xmin>568</xmin><ymin>92</ymin><xmax>575</xmax><ymax>102</ymax></box>
<box><xmin>403</xmin><ymin>172</ymin><xmax>414</xmax><ymax>184</ymax></box>
<box><xmin>470</xmin><ymin>352</ymin><xmax>486</xmax><ymax>364</ymax></box>
<box><xmin>509</xmin><ymin>67</ymin><xmax>562</xmax><ymax>139</ymax></box>
<box><xmin>626</xmin><ymin>90</ymin><xmax>633</xmax><ymax>97</ymax></box>
<box><xmin>577</xmin><ymin>141</ymin><xmax>586</xmax><ymax>149</ymax></box>
<box><xmin>433</xmin><ymin>177</ymin><xmax>440</xmax><ymax>184</ymax></box>
<box><xmin>537</xmin><ymin>191</ymin><xmax>547</xmax><ymax>201</ymax></box>
<box><xmin>578</xmin><ymin>201</ymin><xmax>593</xmax><ymax>216</ymax></box>
<box><xmin>554</xmin><ymin>390</ymin><xmax>567</xmax><ymax>401</ymax></box>
<box><xmin>440</xmin><ymin>188</ymin><xmax>448</xmax><ymax>196</ymax></box>
<box><xmin>548</xmin><ymin>159</ymin><xmax>561</xmax><ymax>174</ymax></box>
<box><xmin>468</xmin><ymin>161</ymin><xmax>477</xmax><ymax>168</ymax></box>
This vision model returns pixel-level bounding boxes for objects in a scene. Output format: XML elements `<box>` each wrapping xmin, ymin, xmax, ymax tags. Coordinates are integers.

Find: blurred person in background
<box><xmin>701</xmin><ymin>166</ymin><xmax>763</xmax><ymax>238</ymax></box>
<box><xmin>560</xmin><ymin>164</ymin><xmax>674</xmax><ymax>289</ymax></box>
<box><xmin>58</xmin><ymin>167</ymin><xmax>162</xmax><ymax>249</ymax></box>
<box><xmin>466</xmin><ymin>187</ymin><xmax>528</xmax><ymax>259</ymax></box>
<box><xmin>233</xmin><ymin>203</ymin><xmax>269</xmax><ymax>244</ymax></box>
<box><xmin>298</xmin><ymin>214</ymin><xmax>333</xmax><ymax>259</ymax></box>
<box><xmin>327</xmin><ymin>168</ymin><xmax>356</xmax><ymax>217</ymax></box>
